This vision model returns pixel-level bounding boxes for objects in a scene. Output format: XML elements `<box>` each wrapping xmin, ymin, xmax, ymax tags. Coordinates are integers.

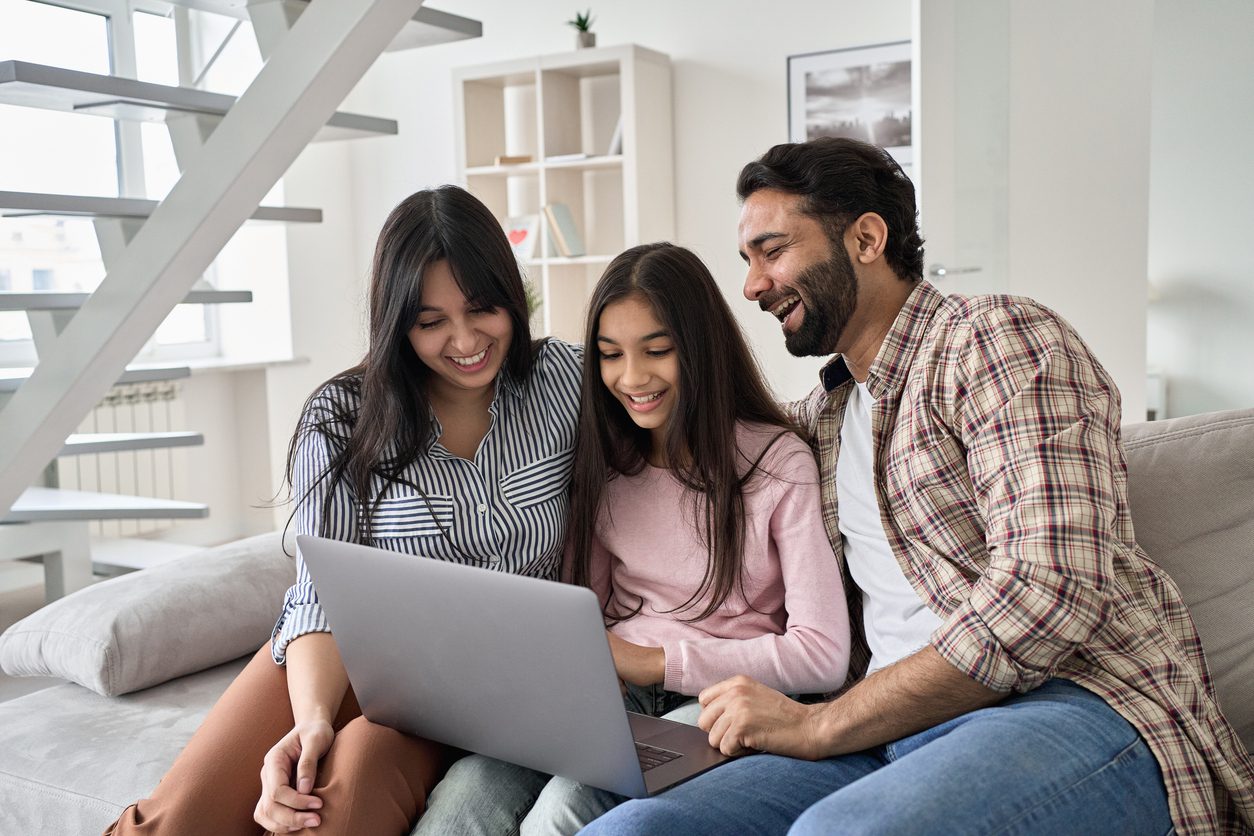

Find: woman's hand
<box><xmin>254</xmin><ymin>719</ymin><xmax>334</xmax><ymax>832</ymax></box>
<box><xmin>607</xmin><ymin>630</ymin><xmax>666</xmax><ymax>687</ymax></box>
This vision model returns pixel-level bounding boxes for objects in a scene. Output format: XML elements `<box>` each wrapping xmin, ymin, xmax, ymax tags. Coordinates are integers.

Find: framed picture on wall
<box><xmin>787</xmin><ymin>41</ymin><xmax>913</xmax><ymax>174</ymax></box>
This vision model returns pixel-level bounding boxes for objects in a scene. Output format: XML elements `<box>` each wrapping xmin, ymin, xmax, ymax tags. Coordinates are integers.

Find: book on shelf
<box><xmin>607</xmin><ymin>115</ymin><xmax>623</xmax><ymax>156</ymax></box>
<box><xmin>545</xmin><ymin>152</ymin><xmax>590</xmax><ymax>163</ymax></box>
<box><xmin>493</xmin><ymin>153</ymin><xmax>533</xmax><ymax>166</ymax></box>
<box><xmin>542</xmin><ymin>203</ymin><xmax>586</xmax><ymax>258</ymax></box>
<box><xmin>503</xmin><ymin>214</ymin><xmax>540</xmax><ymax>261</ymax></box>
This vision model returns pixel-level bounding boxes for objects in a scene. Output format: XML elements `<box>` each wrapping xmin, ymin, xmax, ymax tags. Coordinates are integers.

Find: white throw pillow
<box><xmin>0</xmin><ymin>532</ymin><xmax>295</xmax><ymax>696</ymax></box>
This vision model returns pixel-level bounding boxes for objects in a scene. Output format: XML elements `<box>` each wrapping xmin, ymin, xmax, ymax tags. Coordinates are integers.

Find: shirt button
<box><xmin>477</xmin><ymin>503</ymin><xmax>487</xmax><ymax>514</ymax></box>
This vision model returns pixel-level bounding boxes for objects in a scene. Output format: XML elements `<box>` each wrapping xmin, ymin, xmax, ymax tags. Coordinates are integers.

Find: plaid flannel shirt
<box><xmin>793</xmin><ymin>281</ymin><xmax>1254</xmax><ymax>834</ymax></box>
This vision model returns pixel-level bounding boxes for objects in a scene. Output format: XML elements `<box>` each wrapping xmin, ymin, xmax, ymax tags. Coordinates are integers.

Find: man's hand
<box><xmin>254</xmin><ymin>719</ymin><xmax>333</xmax><ymax>832</ymax></box>
<box><xmin>607</xmin><ymin>631</ymin><xmax>666</xmax><ymax>687</ymax></box>
<box><xmin>697</xmin><ymin>675</ymin><xmax>824</xmax><ymax>759</ymax></box>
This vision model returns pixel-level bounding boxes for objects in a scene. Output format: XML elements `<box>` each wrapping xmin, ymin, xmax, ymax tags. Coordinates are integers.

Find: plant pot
<box><xmin>576</xmin><ymin>30</ymin><xmax>596</xmax><ymax>49</ymax></box>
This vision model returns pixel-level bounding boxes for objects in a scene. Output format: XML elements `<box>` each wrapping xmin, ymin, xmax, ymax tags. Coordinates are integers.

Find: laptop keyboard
<box><xmin>636</xmin><ymin>741</ymin><xmax>683</xmax><ymax>771</ymax></box>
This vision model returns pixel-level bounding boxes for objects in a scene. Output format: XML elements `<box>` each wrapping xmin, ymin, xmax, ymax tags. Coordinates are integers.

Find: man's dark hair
<box><xmin>736</xmin><ymin>137</ymin><xmax>925</xmax><ymax>281</ymax></box>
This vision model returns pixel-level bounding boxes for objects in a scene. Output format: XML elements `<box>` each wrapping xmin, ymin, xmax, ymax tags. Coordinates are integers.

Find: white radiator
<box><xmin>56</xmin><ymin>382</ymin><xmax>190</xmax><ymax>537</ymax></box>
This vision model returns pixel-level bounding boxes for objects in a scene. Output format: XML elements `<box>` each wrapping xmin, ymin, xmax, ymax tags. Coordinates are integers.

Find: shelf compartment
<box><xmin>0</xmin><ymin>60</ymin><xmax>395</xmax><ymax>142</ymax></box>
<box><xmin>464</xmin><ymin>162</ymin><xmax>543</xmax><ymax>177</ymax></box>
<box><xmin>542</xmin><ymin>155</ymin><xmax>623</xmax><ymax>171</ymax></box>
<box><xmin>527</xmin><ymin>255</ymin><xmax>615</xmax><ymax>267</ymax></box>
<box><xmin>539</xmin><ymin>65</ymin><xmax>621</xmax><ymax>160</ymax></box>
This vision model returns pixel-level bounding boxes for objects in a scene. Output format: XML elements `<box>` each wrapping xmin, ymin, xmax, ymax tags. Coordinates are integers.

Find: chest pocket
<box><xmin>500</xmin><ymin>448</ymin><xmax>574</xmax><ymax>509</ymax></box>
<box><xmin>365</xmin><ymin>493</ymin><xmax>454</xmax><ymax>538</ymax></box>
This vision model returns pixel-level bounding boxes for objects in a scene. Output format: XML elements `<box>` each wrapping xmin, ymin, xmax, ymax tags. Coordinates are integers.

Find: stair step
<box><xmin>0</xmin><ymin>190</ymin><xmax>320</xmax><ymax>223</ymax></box>
<box><xmin>89</xmin><ymin>536</ymin><xmax>203</xmax><ymax>572</ymax></box>
<box><xmin>0</xmin><ymin>365</ymin><xmax>190</xmax><ymax>393</ymax></box>
<box><xmin>0</xmin><ymin>289</ymin><xmax>252</xmax><ymax>311</ymax></box>
<box><xmin>60</xmin><ymin>431</ymin><xmax>204</xmax><ymax>456</ymax></box>
<box><xmin>5</xmin><ymin>487</ymin><xmax>209</xmax><ymax>523</ymax></box>
<box><xmin>0</xmin><ymin>60</ymin><xmax>397</xmax><ymax>142</ymax></box>
<box><xmin>148</xmin><ymin>2</ymin><xmax>482</xmax><ymax>52</ymax></box>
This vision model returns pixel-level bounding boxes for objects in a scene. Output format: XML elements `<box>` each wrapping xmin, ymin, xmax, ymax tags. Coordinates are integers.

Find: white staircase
<box><xmin>0</xmin><ymin>0</ymin><xmax>481</xmax><ymax>599</ymax></box>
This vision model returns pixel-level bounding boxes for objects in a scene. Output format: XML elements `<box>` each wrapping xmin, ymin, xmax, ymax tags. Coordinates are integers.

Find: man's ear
<box><xmin>848</xmin><ymin>213</ymin><xmax>889</xmax><ymax>264</ymax></box>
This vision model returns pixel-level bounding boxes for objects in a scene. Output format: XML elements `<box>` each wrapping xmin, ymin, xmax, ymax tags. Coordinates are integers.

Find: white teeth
<box><xmin>770</xmin><ymin>295</ymin><xmax>801</xmax><ymax>320</ymax></box>
<box><xmin>450</xmin><ymin>348</ymin><xmax>487</xmax><ymax>367</ymax></box>
<box><xmin>628</xmin><ymin>392</ymin><xmax>663</xmax><ymax>404</ymax></box>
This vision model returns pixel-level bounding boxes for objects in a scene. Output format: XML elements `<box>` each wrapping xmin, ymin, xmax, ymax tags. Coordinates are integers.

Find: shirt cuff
<box><xmin>270</xmin><ymin>602</ymin><xmax>331</xmax><ymax>666</ymax></box>
<box><xmin>662</xmin><ymin>640</ymin><xmax>686</xmax><ymax>693</ymax></box>
<box><xmin>932</xmin><ymin>564</ymin><xmax>1108</xmax><ymax>694</ymax></box>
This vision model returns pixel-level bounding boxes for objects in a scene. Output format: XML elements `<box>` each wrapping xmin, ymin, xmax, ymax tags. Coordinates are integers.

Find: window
<box><xmin>0</xmin><ymin>0</ymin><xmax>277</xmax><ymax>367</ymax></box>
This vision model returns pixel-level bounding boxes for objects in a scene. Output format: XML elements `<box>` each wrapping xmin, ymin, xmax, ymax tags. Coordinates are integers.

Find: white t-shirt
<box><xmin>836</xmin><ymin>380</ymin><xmax>942</xmax><ymax>674</ymax></box>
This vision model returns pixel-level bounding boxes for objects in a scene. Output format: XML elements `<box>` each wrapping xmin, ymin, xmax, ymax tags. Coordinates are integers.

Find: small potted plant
<box><xmin>567</xmin><ymin>9</ymin><xmax>595</xmax><ymax>49</ymax></box>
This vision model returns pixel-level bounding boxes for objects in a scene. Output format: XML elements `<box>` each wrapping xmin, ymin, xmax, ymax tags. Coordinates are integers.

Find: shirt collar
<box><xmin>820</xmin><ymin>280</ymin><xmax>945</xmax><ymax>397</ymax></box>
<box><xmin>496</xmin><ymin>367</ymin><xmax>524</xmax><ymax>400</ymax></box>
<box><xmin>424</xmin><ymin>371</ymin><xmax>519</xmax><ymax>452</ymax></box>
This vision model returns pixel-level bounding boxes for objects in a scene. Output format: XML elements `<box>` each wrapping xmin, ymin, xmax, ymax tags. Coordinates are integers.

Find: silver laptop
<box><xmin>297</xmin><ymin>534</ymin><xmax>733</xmax><ymax>798</ymax></box>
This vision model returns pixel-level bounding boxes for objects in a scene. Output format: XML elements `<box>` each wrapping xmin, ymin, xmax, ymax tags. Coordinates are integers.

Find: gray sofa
<box><xmin>2</xmin><ymin>409</ymin><xmax>1252</xmax><ymax>834</ymax></box>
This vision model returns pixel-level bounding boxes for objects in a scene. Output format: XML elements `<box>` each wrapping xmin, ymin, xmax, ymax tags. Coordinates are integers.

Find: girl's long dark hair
<box><xmin>568</xmin><ymin>242</ymin><xmax>800</xmax><ymax>622</ymax></box>
<box><xmin>283</xmin><ymin>185</ymin><xmax>538</xmax><ymax>541</ymax></box>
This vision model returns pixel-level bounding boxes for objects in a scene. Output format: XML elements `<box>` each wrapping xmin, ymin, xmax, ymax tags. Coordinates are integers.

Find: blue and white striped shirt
<box><xmin>271</xmin><ymin>339</ymin><xmax>583</xmax><ymax>664</ymax></box>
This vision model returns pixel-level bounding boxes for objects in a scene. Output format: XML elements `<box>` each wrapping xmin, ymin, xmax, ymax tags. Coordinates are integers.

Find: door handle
<box><xmin>928</xmin><ymin>264</ymin><xmax>983</xmax><ymax>278</ymax></box>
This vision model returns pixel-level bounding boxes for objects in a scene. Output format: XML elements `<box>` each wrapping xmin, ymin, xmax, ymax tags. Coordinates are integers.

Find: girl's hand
<box><xmin>607</xmin><ymin>630</ymin><xmax>666</xmax><ymax>687</ymax></box>
<box><xmin>254</xmin><ymin>719</ymin><xmax>333</xmax><ymax>832</ymax></box>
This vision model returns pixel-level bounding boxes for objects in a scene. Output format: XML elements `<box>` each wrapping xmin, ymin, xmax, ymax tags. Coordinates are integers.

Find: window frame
<box><xmin>1</xmin><ymin>0</ymin><xmax>226</xmax><ymax>368</ymax></box>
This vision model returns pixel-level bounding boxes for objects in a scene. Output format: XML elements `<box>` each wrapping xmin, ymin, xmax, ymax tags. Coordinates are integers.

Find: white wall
<box><xmin>149</xmin><ymin>0</ymin><xmax>1254</xmax><ymax>544</ymax></box>
<box><xmin>330</xmin><ymin>0</ymin><xmax>913</xmax><ymax>404</ymax></box>
<box><xmin>1147</xmin><ymin>0</ymin><xmax>1254</xmax><ymax>417</ymax></box>
<box><xmin>1005</xmin><ymin>1</ymin><xmax>1154</xmax><ymax>423</ymax></box>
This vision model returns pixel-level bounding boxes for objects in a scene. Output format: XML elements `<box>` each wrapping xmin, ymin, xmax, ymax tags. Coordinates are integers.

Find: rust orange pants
<box><xmin>104</xmin><ymin>645</ymin><xmax>451</xmax><ymax>836</ymax></box>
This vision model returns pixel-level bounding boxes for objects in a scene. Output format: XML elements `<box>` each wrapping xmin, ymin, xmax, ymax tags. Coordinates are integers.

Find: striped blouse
<box><xmin>271</xmin><ymin>339</ymin><xmax>583</xmax><ymax>664</ymax></box>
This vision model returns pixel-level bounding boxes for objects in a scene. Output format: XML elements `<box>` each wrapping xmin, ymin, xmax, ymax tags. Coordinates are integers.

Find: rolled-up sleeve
<box><xmin>271</xmin><ymin>393</ymin><xmax>358</xmax><ymax>665</ymax></box>
<box><xmin>930</xmin><ymin>304</ymin><xmax>1123</xmax><ymax>694</ymax></box>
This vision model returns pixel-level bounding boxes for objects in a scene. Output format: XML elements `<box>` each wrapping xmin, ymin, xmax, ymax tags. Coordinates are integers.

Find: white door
<box><xmin>914</xmin><ymin>0</ymin><xmax>1009</xmax><ymax>298</ymax></box>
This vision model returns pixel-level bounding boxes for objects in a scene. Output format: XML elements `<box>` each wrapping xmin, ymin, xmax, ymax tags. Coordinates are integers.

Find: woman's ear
<box><xmin>849</xmin><ymin>213</ymin><xmax>889</xmax><ymax>264</ymax></box>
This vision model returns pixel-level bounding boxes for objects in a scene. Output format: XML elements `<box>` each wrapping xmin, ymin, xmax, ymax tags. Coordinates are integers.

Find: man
<box><xmin>582</xmin><ymin>138</ymin><xmax>1254</xmax><ymax>834</ymax></box>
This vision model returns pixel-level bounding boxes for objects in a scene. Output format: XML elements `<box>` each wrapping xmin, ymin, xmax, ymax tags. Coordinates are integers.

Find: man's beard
<box><xmin>784</xmin><ymin>242</ymin><xmax>859</xmax><ymax>357</ymax></box>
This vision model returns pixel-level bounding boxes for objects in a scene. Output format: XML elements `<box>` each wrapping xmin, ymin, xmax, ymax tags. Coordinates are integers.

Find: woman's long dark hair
<box><xmin>568</xmin><ymin>242</ymin><xmax>799</xmax><ymax>623</ymax></box>
<box><xmin>284</xmin><ymin>185</ymin><xmax>538</xmax><ymax>541</ymax></box>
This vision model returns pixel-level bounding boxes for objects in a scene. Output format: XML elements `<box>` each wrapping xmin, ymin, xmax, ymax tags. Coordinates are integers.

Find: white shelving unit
<box><xmin>453</xmin><ymin>44</ymin><xmax>674</xmax><ymax>342</ymax></box>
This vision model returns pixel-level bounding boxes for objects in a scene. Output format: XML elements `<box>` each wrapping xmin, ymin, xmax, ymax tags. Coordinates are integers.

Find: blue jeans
<box><xmin>579</xmin><ymin>679</ymin><xmax>1174</xmax><ymax>835</ymax></box>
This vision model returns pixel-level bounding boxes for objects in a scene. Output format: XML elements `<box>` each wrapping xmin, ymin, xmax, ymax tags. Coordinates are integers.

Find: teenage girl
<box><xmin>518</xmin><ymin>242</ymin><xmax>851</xmax><ymax>834</ymax></box>
<box><xmin>106</xmin><ymin>185</ymin><xmax>582</xmax><ymax>836</ymax></box>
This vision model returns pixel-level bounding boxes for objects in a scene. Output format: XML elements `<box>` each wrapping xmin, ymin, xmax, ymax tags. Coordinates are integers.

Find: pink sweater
<box><xmin>588</xmin><ymin>423</ymin><xmax>850</xmax><ymax>696</ymax></box>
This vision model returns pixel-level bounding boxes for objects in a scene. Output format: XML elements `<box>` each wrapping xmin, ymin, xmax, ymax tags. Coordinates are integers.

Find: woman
<box><xmin>106</xmin><ymin>185</ymin><xmax>582</xmax><ymax>836</ymax></box>
<box><xmin>522</xmin><ymin>242</ymin><xmax>851</xmax><ymax>833</ymax></box>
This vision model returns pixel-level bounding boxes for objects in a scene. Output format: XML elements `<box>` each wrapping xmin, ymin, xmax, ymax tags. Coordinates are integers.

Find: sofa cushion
<box><xmin>0</xmin><ymin>531</ymin><xmax>294</xmax><ymax>696</ymax></box>
<box><xmin>1123</xmin><ymin>408</ymin><xmax>1254</xmax><ymax>753</ymax></box>
<box><xmin>0</xmin><ymin>657</ymin><xmax>245</xmax><ymax>834</ymax></box>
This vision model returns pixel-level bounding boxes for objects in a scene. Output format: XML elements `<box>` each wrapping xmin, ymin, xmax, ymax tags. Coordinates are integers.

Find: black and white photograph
<box><xmin>788</xmin><ymin>41</ymin><xmax>912</xmax><ymax>171</ymax></box>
